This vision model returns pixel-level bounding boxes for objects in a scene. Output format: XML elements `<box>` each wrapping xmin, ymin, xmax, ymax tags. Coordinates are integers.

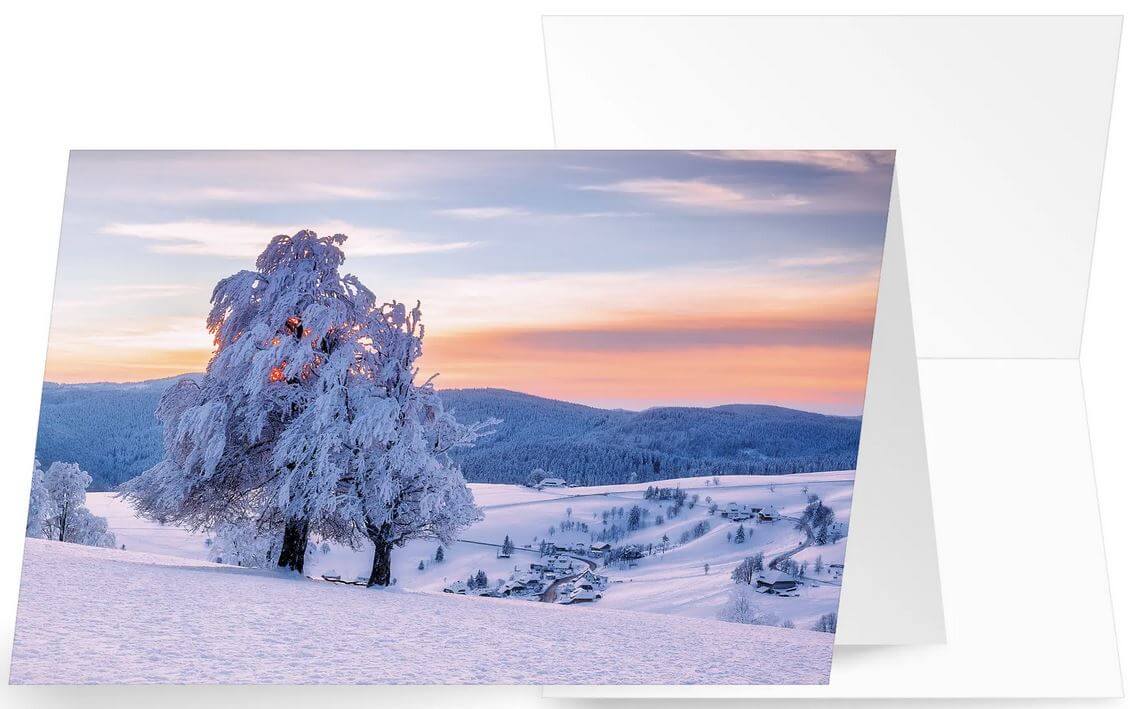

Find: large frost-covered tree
<box><xmin>287</xmin><ymin>299</ymin><xmax>492</xmax><ymax>586</ymax></box>
<box><xmin>123</xmin><ymin>230</ymin><xmax>491</xmax><ymax>581</ymax></box>
<box><xmin>122</xmin><ymin>230</ymin><xmax>373</xmax><ymax>572</ymax></box>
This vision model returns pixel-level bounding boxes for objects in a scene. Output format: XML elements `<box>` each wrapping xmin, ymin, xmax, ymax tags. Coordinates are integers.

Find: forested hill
<box><xmin>35</xmin><ymin>379</ymin><xmax>861</xmax><ymax>491</ymax></box>
<box><xmin>437</xmin><ymin>389</ymin><xmax>861</xmax><ymax>486</ymax></box>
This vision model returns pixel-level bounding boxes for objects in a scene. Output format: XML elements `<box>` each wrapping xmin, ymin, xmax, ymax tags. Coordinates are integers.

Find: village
<box><xmin>441</xmin><ymin>540</ymin><xmax>611</xmax><ymax>605</ymax></box>
<box><xmin>423</xmin><ymin>474</ymin><xmax>850</xmax><ymax>620</ymax></box>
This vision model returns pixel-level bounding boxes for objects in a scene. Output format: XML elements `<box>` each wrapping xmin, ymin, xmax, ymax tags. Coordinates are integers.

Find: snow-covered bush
<box><xmin>812</xmin><ymin>612</ymin><xmax>838</xmax><ymax>633</ymax></box>
<box><xmin>717</xmin><ymin>586</ymin><xmax>786</xmax><ymax>628</ymax></box>
<box><xmin>208</xmin><ymin>520</ymin><xmax>281</xmax><ymax>568</ymax></box>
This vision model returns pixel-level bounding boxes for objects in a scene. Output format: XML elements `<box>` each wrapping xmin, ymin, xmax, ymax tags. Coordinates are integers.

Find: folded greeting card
<box><xmin>12</xmin><ymin>150</ymin><xmax>895</xmax><ymax>684</ymax></box>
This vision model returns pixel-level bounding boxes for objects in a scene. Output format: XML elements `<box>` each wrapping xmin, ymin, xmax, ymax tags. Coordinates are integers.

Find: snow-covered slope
<box><xmin>10</xmin><ymin>539</ymin><xmax>833</xmax><ymax>684</ymax></box>
<box><xmin>86</xmin><ymin>472</ymin><xmax>853</xmax><ymax>630</ymax></box>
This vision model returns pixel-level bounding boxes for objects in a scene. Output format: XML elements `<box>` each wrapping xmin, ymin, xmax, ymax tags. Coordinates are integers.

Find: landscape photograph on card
<box><xmin>12</xmin><ymin>150</ymin><xmax>893</xmax><ymax>685</ymax></box>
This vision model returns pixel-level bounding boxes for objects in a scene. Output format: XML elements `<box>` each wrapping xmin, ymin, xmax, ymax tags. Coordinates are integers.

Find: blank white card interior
<box><xmin>541</xmin><ymin>15</ymin><xmax>1121</xmax><ymax>698</ymax></box>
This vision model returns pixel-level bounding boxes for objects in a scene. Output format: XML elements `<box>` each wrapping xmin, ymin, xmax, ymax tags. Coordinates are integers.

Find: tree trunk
<box><xmin>277</xmin><ymin>517</ymin><xmax>309</xmax><ymax>573</ymax></box>
<box><xmin>366</xmin><ymin>523</ymin><xmax>393</xmax><ymax>587</ymax></box>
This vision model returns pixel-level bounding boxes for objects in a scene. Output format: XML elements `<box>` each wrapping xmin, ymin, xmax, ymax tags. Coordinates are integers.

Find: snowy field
<box><xmin>85</xmin><ymin>472</ymin><xmax>853</xmax><ymax>629</ymax></box>
<box><xmin>10</xmin><ymin>538</ymin><xmax>834</xmax><ymax>684</ymax></box>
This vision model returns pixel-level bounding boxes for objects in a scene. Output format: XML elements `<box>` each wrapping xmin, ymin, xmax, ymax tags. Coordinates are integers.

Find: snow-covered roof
<box><xmin>755</xmin><ymin>571</ymin><xmax>798</xmax><ymax>584</ymax></box>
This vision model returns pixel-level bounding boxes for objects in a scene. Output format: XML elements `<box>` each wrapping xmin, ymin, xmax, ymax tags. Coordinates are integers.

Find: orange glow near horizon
<box><xmin>42</xmin><ymin>294</ymin><xmax>880</xmax><ymax>413</ymax></box>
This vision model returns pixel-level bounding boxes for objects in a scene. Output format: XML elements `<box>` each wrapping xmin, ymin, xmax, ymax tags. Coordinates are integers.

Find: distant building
<box><xmin>754</xmin><ymin>571</ymin><xmax>800</xmax><ymax>596</ymax></box>
<box><xmin>721</xmin><ymin>502</ymin><xmax>753</xmax><ymax>521</ymax></box>
<box><xmin>538</xmin><ymin>477</ymin><xmax>568</xmax><ymax>488</ymax></box>
<box><xmin>561</xmin><ymin>587</ymin><xmax>601</xmax><ymax>604</ymax></box>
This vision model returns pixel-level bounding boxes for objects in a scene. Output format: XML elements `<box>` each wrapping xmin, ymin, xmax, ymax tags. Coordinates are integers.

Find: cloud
<box><xmin>435</xmin><ymin>206</ymin><xmax>531</xmax><ymax>220</ymax></box>
<box><xmin>436</xmin><ymin>205</ymin><xmax>645</xmax><ymax>221</ymax></box>
<box><xmin>383</xmin><ymin>264</ymin><xmax>880</xmax><ymax>337</ymax></box>
<box><xmin>582</xmin><ymin>178</ymin><xmax>809</xmax><ymax>214</ymax></box>
<box><xmin>100</xmin><ymin>220</ymin><xmax>476</xmax><ymax>259</ymax></box>
<box><xmin>170</xmin><ymin>183</ymin><xmax>394</xmax><ymax>204</ymax></box>
<box><xmin>53</xmin><ymin>283</ymin><xmax>202</xmax><ymax>310</ymax></box>
<box><xmin>690</xmin><ymin>150</ymin><xmax>895</xmax><ymax>173</ymax></box>
<box><xmin>771</xmin><ymin>249</ymin><xmax>880</xmax><ymax>269</ymax></box>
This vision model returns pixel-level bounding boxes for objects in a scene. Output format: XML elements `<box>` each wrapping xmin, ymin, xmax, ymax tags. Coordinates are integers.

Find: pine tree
<box><xmin>502</xmin><ymin>535</ymin><xmax>514</xmax><ymax>556</ymax></box>
<box><xmin>435</xmin><ymin>545</ymin><xmax>445</xmax><ymax>562</ymax></box>
<box><xmin>734</xmin><ymin>524</ymin><xmax>746</xmax><ymax>544</ymax></box>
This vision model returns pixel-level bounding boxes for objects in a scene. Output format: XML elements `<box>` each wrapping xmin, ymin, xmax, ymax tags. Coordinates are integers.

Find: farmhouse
<box><xmin>578</xmin><ymin>568</ymin><xmax>609</xmax><ymax>590</ymax></box>
<box><xmin>589</xmin><ymin>542</ymin><xmax>611</xmax><ymax>556</ymax></box>
<box><xmin>754</xmin><ymin>571</ymin><xmax>800</xmax><ymax>596</ymax></box>
<box><xmin>561</xmin><ymin>586</ymin><xmax>601</xmax><ymax>604</ymax></box>
<box><xmin>538</xmin><ymin>477</ymin><xmax>568</xmax><ymax>488</ymax></box>
<box><xmin>756</xmin><ymin>506</ymin><xmax>777</xmax><ymax>522</ymax></box>
<box><xmin>720</xmin><ymin>502</ymin><xmax>753</xmax><ymax>521</ymax></box>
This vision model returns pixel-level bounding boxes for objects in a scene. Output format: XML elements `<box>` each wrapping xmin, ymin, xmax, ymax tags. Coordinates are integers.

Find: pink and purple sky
<box><xmin>45</xmin><ymin>150</ymin><xmax>893</xmax><ymax>414</ymax></box>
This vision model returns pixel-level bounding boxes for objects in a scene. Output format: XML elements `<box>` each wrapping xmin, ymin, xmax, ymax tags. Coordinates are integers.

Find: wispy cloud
<box><xmin>54</xmin><ymin>283</ymin><xmax>202</xmax><ymax>310</ymax></box>
<box><xmin>690</xmin><ymin>150</ymin><xmax>895</xmax><ymax>174</ymax></box>
<box><xmin>436</xmin><ymin>206</ymin><xmax>644</xmax><ymax>221</ymax></box>
<box><xmin>168</xmin><ymin>183</ymin><xmax>394</xmax><ymax>204</ymax></box>
<box><xmin>435</xmin><ymin>206</ymin><xmax>531</xmax><ymax>220</ymax></box>
<box><xmin>582</xmin><ymin>178</ymin><xmax>809</xmax><ymax>214</ymax></box>
<box><xmin>772</xmin><ymin>249</ymin><xmax>880</xmax><ymax>269</ymax></box>
<box><xmin>100</xmin><ymin>220</ymin><xmax>476</xmax><ymax>259</ymax></box>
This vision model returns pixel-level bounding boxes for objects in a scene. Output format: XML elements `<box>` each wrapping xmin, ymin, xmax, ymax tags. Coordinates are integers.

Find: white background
<box><xmin>0</xmin><ymin>2</ymin><xmax>1133</xmax><ymax>708</ymax></box>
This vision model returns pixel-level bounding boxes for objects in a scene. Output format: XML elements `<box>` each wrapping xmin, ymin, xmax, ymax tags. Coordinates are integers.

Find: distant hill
<box><xmin>35</xmin><ymin>378</ymin><xmax>861</xmax><ymax>491</ymax></box>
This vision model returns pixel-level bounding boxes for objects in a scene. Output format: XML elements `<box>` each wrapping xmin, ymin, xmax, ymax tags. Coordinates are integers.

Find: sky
<box><xmin>45</xmin><ymin>150</ymin><xmax>893</xmax><ymax>414</ymax></box>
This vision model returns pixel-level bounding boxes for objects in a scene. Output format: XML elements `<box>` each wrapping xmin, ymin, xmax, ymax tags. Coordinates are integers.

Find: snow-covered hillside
<box><xmin>86</xmin><ymin>472</ymin><xmax>853</xmax><ymax>630</ymax></box>
<box><xmin>10</xmin><ymin>539</ymin><xmax>833</xmax><ymax>684</ymax></box>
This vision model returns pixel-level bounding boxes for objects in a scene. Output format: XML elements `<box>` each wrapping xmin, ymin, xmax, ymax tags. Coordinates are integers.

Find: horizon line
<box><xmin>42</xmin><ymin>373</ymin><xmax>864</xmax><ymax>418</ymax></box>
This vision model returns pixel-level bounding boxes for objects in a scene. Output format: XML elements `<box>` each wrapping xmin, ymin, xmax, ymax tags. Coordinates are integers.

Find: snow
<box><xmin>86</xmin><ymin>471</ymin><xmax>853</xmax><ymax>630</ymax></box>
<box><xmin>10</xmin><ymin>539</ymin><xmax>833</xmax><ymax>684</ymax></box>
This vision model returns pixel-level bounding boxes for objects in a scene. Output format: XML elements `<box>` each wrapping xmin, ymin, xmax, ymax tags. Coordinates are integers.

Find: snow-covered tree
<box><xmin>718</xmin><ymin>586</ymin><xmax>759</xmax><ymax>624</ymax></box>
<box><xmin>41</xmin><ymin>461</ymin><xmax>92</xmax><ymax>542</ymax></box>
<box><xmin>32</xmin><ymin>460</ymin><xmax>115</xmax><ymax>547</ymax></box>
<box><xmin>733</xmin><ymin>524</ymin><xmax>746</xmax><ymax>544</ymax></box>
<box><xmin>812</xmin><ymin>612</ymin><xmax>838</xmax><ymax>633</ymax></box>
<box><xmin>122</xmin><ymin>231</ymin><xmax>377</xmax><ymax>573</ymax></box>
<box><xmin>525</xmin><ymin>468</ymin><xmax>546</xmax><ymax>488</ymax></box>
<box><xmin>501</xmin><ymin>535</ymin><xmax>514</xmax><ymax>556</ymax></box>
<box><xmin>435</xmin><ymin>545</ymin><xmax>445</xmax><ymax>563</ymax></box>
<box><xmin>26</xmin><ymin>459</ymin><xmax>50</xmax><ymax>538</ymax></box>
<box><xmin>63</xmin><ymin>507</ymin><xmax>117</xmax><ymax>548</ymax></box>
<box><xmin>123</xmin><ymin>230</ymin><xmax>492</xmax><ymax>584</ymax></box>
<box><xmin>338</xmin><ymin>300</ymin><xmax>493</xmax><ymax>586</ymax></box>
